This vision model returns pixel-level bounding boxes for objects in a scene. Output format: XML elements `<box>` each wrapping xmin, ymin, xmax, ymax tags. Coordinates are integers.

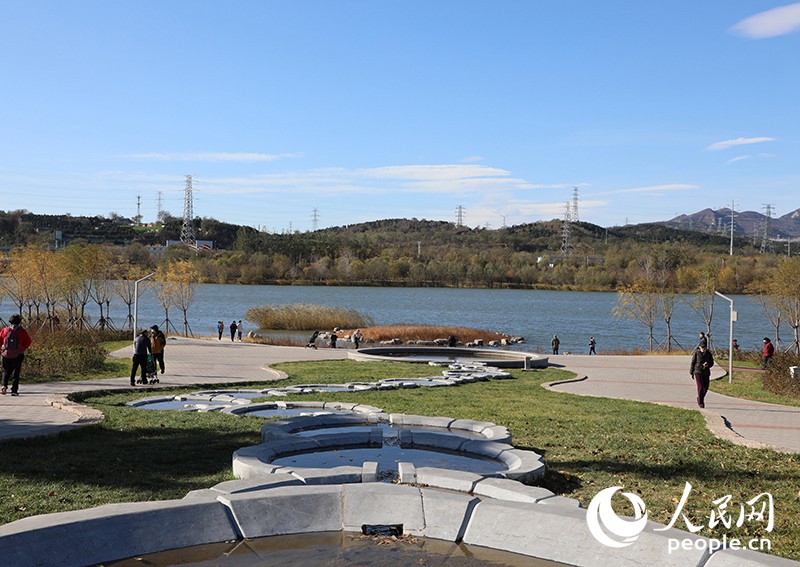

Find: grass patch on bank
<box><xmin>0</xmin><ymin>361</ymin><xmax>798</xmax><ymax>560</ymax></box>
<box><xmin>710</xmin><ymin>371</ymin><xmax>800</xmax><ymax>408</ymax></box>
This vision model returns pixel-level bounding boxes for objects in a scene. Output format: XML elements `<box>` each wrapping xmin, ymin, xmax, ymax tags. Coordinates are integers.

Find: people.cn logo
<box><xmin>586</xmin><ymin>486</ymin><xmax>649</xmax><ymax>548</ymax></box>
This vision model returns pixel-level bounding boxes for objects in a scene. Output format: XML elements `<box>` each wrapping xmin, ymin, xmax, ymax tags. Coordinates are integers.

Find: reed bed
<box><xmin>245</xmin><ymin>304</ymin><xmax>374</xmax><ymax>331</ymax></box>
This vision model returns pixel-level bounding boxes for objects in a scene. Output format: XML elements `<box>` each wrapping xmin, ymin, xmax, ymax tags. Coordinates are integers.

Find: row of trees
<box><xmin>0</xmin><ymin>244</ymin><xmax>198</xmax><ymax>336</ymax></box>
<box><xmin>613</xmin><ymin>255</ymin><xmax>800</xmax><ymax>354</ymax></box>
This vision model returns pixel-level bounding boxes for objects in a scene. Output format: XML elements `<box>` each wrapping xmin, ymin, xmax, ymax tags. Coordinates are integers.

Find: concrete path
<box><xmin>548</xmin><ymin>354</ymin><xmax>800</xmax><ymax>454</ymax></box>
<box><xmin>0</xmin><ymin>337</ymin><xmax>347</xmax><ymax>441</ymax></box>
<box><xmin>1</xmin><ymin>340</ymin><xmax>798</xmax><ymax>454</ymax></box>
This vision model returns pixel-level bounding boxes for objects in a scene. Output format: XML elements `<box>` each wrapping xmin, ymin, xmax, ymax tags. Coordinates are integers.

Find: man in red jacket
<box><xmin>762</xmin><ymin>337</ymin><xmax>775</xmax><ymax>370</ymax></box>
<box><xmin>1</xmin><ymin>314</ymin><xmax>33</xmax><ymax>396</ymax></box>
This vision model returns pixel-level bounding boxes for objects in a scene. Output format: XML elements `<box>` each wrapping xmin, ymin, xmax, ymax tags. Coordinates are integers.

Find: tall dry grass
<box><xmin>245</xmin><ymin>304</ymin><xmax>374</xmax><ymax>331</ymax></box>
<box><xmin>350</xmin><ymin>324</ymin><xmax>510</xmax><ymax>344</ymax></box>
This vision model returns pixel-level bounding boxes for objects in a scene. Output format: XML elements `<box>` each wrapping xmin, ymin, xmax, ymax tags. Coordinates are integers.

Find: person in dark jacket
<box><xmin>131</xmin><ymin>329</ymin><xmax>152</xmax><ymax>386</ymax></box>
<box><xmin>690</xmin><ymin>344</ymin><xmax>714</xmax><ymax>408</ymax></box>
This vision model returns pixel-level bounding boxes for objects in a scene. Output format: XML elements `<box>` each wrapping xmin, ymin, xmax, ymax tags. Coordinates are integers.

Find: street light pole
<box><xmin>133</xmin><ymin>273</ymin><xmax>155</xmax><ymax>343</ymax></box>
<box><xmin>714</xmin><ymin>291</ymin><xmax>736</xmax><ymax>384</ymax></box>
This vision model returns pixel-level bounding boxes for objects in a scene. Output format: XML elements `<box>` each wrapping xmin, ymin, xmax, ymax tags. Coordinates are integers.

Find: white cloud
<box><xmin>731</xmin><ymin>3</ymin><xmax>800</xmax><ymax>39</ymax></box>
<box><xmin>706</xmin><ymin>137</ymin><xmax>775</xmax><ymax>151</ymax></box>
<box><xmin>725</xmin><ymin>155</ymin><xmax>751</xmax><ymax>165</ymax></box>
<box><xmin>124</xmin><ymin>152</ymin><xmax>303</xmax><ymax>162</ymax></box>
<box><xmin>611</xmin><ymin>184</ymin><xmax>697</xmax><ymax>195</ymax></box>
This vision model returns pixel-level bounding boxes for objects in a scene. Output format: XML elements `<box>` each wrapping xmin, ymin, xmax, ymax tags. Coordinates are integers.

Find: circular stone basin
<box><xmin>236</xmin><ymin>414</ymin><xmax>542</xmax><ymax>484</ymax></box>
<box><xmin>260</xmin><ymin>411</ymin><xmax>511</xmax><ymax>443</ymax></box>
<box><xmin>107</xmin><ymin>532</ymin><xmax>561</xmax><ymax>566</ymax></box>
<box><xmin>348</xmin><ymin>346</ymin><xmax>548</xmax><ymax>369</ymax></box>
<box><xmin>272</xmin><ymin>446</ymin><xmax>501</xmax><ymax>477</ymax></box>
<box><xmin>127</xmin><ymin>397</ymin><xmax>235</xmax><ymax>412</ymax></box>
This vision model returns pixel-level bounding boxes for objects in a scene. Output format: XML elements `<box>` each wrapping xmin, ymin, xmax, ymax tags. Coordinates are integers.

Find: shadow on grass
<box><xmin>0</xmin><ymin>422</ymin><xmax>260</xmax><ymax>496</ymax></box>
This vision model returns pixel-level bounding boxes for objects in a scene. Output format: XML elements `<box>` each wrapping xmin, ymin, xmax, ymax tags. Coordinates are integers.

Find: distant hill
<box><xmin>661</xmin><ymin>207</ymin><xmax>800</xmax><ymax>239</ymax></box>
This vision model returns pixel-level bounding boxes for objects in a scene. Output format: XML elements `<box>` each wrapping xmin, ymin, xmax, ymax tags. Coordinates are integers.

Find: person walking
<box><xmin>150</xmin><ymin>325</ymin><xmax>166</xmax><ymax>375</ymax></box>
<box><xmin>237</xmin><ymin>320</ymin><xmax>243</xmax><ymax>341</ymax></box>
<box><xmin>690</xmin><ymin>343</ymin><xmax>714</xmax><ymax>408</ymax></box>
<box><xmin>216</xmin><ymin>321</ymin><xmax>224</xmax><ymax>340</ymax></box>
<box><xmin>229</xmin><ymin>320</ymin><xmax>237</xmax><ymax>342</ymax></box>
<box><xmin>130</xmin><ymin>329</ymin><xmax>152</xmax><ymax>386</ymax></box>
<box><xmin>762</xmin><ymin>337</ymin><xmax>775</xmax><ymax>370</ymax></box>
<box><xmin>697</xmin><ymin>332</ymin><xmax>708</xmax><ymax>350</ymax></box>
<box><xmin>589</xmin><ymin>336</ymin><xmax>596</xmax><ymax>355</ymax></box>
<box><xmin>352</xmin><ymin>329</ymin><xmax>363</xmax><ymax>349</ymax></box>
<box><xmin>1</xmin><ymin>315</ymin><xmax>33</xmax><ymax>396</ymax></box>
<box><xmin>330</xmin><ymin>329</ymin><xmax>338</xmax><ymax>349</ymax></box>
<box><xmin>551</xmin><ymin>335</ymin><xmax>560</xmax><ymax>355</ymax></box>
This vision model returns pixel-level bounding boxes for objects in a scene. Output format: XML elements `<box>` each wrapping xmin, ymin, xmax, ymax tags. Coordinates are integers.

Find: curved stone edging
<box><xmin>46</xmin><ymin>396</ymin><xmax>105</xmax><ymax>425</ymax></box>
<box><xmin>0</xmin><ymin>476</ymin><xmax>791</xmax><ymax>567</ymax></box>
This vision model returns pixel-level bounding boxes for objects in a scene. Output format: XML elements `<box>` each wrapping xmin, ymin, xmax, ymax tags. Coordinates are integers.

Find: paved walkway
<box><xmin>0</xmin><ymin>337</ymin><xmax>347</xmax><ymax>441</ymax></box>
<box><xmin>1</xmin><ymin>341</ymin><xmax>798</xmax><ymax>453</ymax></box>
<box><xmin>547</xmin><ymin>354</ymin><xmax>800</xmax><ymax>454</ymax></box>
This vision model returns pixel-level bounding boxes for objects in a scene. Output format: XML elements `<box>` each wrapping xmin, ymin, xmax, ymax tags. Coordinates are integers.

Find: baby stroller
<box><xmin>306</xmin><ymin>330</ymin><xmax>319</xmax><ymax>349</ymax></box>
<box><xmin>137</xmin><ymin>355</ymin><xmax>160</xmax><ymax>385</ymax></box>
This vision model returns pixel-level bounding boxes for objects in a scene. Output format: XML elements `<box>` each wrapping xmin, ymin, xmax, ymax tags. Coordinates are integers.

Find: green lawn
<box><xmin>710</xmin><ymin>368</ymin><xmax>800</xmax><ymax>407</ymax></box>
<box><xmin>0</xmin><ymin>360</ymin><xmax>798</xmax><ymax>561</ymax></box>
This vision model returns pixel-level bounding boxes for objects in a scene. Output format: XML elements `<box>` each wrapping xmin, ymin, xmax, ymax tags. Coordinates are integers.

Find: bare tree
<box><xmin>613</xmin><ymin>283</ymin><xmax>660</xmax><ymax>351</ymax></box>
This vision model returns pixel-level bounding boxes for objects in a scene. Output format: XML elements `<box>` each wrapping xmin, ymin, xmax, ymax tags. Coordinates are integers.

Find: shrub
<box><xmin>245</xmin><ymin>304</ymin><xmax>374</xmax><ymax>331</ymax></box>
<box><xmin>25</xmin><ymin>346</ymin><xmax>108</xmax><ymax>379</ymax></box>
<box><xmin>762</xmin><ymin>352</ymin><xmax>800</xmax><ymax>398</ymax></box>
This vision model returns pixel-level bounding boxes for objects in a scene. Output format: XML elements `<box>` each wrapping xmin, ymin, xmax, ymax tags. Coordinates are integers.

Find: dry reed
<box><xmin>245</xmin><ymin>304</ymin><xmax>374</xmax><ymax>331</ymax></box>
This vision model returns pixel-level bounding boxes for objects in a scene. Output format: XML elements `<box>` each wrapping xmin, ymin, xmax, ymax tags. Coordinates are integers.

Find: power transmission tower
<box><xmin>571</xmin><ymin>186</ymin><xmax>579</xmax><ymax>223</ymax></box>
<box><xmin>760</xmin><ymin>203</ymin><xmax>774</xmax><ymax>254</ymax></box>
<box><xmin>157</xmin><ymin>191</ymin><xmax>164</xmax><ymax>222</ymax></box>
<box><xmin>501</xmin><ymin>215</ymin><xmax>507</xmax><ymax>228</ymax></box>
<box><xmin>729</xmin><ymin>200</ymin><xmax>736</xmax><ymax>256</ymax></box>
<box><xmin>455</xmin><ymin>205</ymin><xmax>465</xmax><ymax>227</ymax></box>
<box><xmin>134</xmin><ymin>195</ymin><xmax>143</xmax><ymax>225</ymax></box>
<box><xmin>180</xmin><ymin>175</ymin><xmax>196</xmax><ymax>247</ymax></box>
<box><xmin>560</xmin><ymin>201</ymin><xmax>573</xmax><ymax>256</ymax></box>
<box><xmin>311</xmin><ymin>208</ymin><xmax>319</xmax><ymax>231</ymax></box>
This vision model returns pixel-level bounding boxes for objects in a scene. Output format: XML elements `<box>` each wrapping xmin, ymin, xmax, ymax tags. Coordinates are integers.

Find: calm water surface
<box><xmin>114</xmin><ymin>285</ymin><xmax>771</xmax><ymax>354</ymax></box>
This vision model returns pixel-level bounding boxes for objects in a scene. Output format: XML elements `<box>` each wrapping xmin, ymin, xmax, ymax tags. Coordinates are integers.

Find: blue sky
<box><xmin>1</xmin><ymin>1</ymin><xmax>798</xmax><ymax>231</ymax></box>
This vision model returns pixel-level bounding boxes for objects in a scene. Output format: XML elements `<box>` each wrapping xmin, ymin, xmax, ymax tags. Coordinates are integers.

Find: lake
<box><xmin>102</xmin><ymin>284</ymin><xmax>776</xmax><ymax>354</ymax></box>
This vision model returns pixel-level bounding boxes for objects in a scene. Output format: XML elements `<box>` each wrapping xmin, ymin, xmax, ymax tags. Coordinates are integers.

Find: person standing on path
<box><xmin>690</xmin><ymin>343</ymin><xmax>714</xmax><ymax>408</ymax></box>
<box><xmin>229</xmin><ymin>320</ymin><xmax>237</xmax><ymax>342</ymax></box>
<box><xmin>697</xmin><ymin>332</ymin><xmax>708</xmax><ymax>350</ymax></box>
<box><xmin>352</xmin><ymin>329</ymin><xmax>363</xmax><ymax>349</ymax></box>
<box><xmin>237</xmin><ymin>320</ymin><xmax>243</xmax><ymax>341</ymax></box>
<box><xmin>130</xmin><ymin>329</ymin><xmax>152</xmax><ymax>386</ymax></box>
<box><xmin>589</xmin><ymin>336</ymin><xmax>596</xmax><ymax>355</ymax></box>
<box><xmin>330</xmin><ymin>329</ymin><xmax>338</xmax><ymax>349</ymax></box>
<box><xmin>762</xmin><ymin>337</ymin><xmax>775</xmax><ymax>369</ymax></box>
<box><xmin>551</xmin><ymin>335</ymin><xmax>560</xmax><ymax>355</ymax></box>
<box><xmin>217</xmin><ymin>321</ymin><xmax>224</xmax><ymax>340</ymax></box>
<box><xmin>1</xmin><ymin>315</ymin><xmax>33</xmax><ymax>396</ymax></box>
<box><xmin>150</xmin><ymin>325</ymin><xmax>166</xmax><ymax>375</ymax></box>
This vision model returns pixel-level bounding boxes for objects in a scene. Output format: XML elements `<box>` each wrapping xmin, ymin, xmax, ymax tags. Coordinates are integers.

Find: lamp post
<box><xmin>714</xmin><ymin>291</ymin><xmax>736</xmax><ymax>384</ymax></box>
<box><xmin>133</xmin><ymin>273</ymin><xmax>155</xmax><ymax>343</ymax></box>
